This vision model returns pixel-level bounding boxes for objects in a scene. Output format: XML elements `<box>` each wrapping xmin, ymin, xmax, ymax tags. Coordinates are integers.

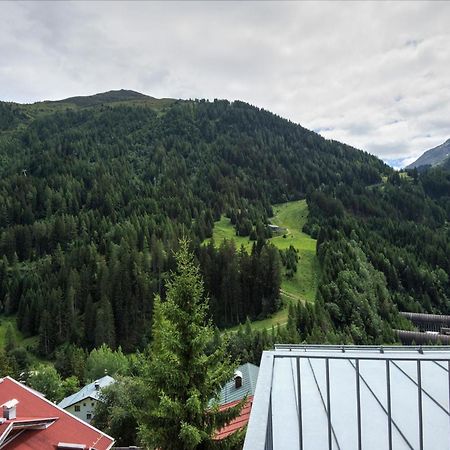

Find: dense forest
<box><xmin>0</xmin><ymin>92</ymin><xmax>386</xmax><ymax>358</ymax></box>
<box><xmin>302</xmin><ymin>164</ymin><xmax>450</xmax><ymax>342</ymax></box>
<box><xmin>0</xmin><ymin>91</ymin><xmax>449</xmax><ymax>373</ymax></box>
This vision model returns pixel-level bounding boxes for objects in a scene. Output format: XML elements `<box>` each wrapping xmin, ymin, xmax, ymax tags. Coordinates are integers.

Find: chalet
<box><xmin>58</xmin><ymin>375</ymin><xmax>115</xmax><ymax>424</ymax></box>
<box><xmin>0</xmin><ymin>376</ymin><xmax>114</xmax><ymax>449</ymax></box>
<box><xmin>215</xmin><ymin>362</ymin><xmax>259</xmax><ymax>440</ymax></box>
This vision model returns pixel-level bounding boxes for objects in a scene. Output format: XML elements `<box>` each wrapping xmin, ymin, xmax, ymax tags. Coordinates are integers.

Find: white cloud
<box><xmin>1</xmin><ymin>1</ymin><xmax>449</xmax><ymax>166</ymax></box>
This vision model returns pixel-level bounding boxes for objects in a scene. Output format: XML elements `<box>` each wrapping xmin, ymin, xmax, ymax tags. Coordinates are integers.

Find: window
<box><xmin>86</xmin><ymin>413</ymin><xmax>92</xmax><ymax>420</ymax></box>
<box><xmin>74</xmin><ymin>405</ymin><xmax>80</xmax><ymax>412</ymax></box>
<box><xmin>91</xmin><ymin>403</ymin><xmax>94</xmax><ymax>407</ymax></box>
<box><xmin>83</xmin><ymin>403</ymin><xmax>86</xmax><ymax>407</ymax></box>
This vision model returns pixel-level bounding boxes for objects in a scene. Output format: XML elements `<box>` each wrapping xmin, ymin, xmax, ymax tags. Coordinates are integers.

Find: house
<box><xmin>215</xmin><ymin>362</ymin><xmax>259</xmax><ymax>440</ymax></box>
<box><xmin>58</xmin><ymin>375</ymin><xmax>115</xmax><ymax>424</ymax></box>
<box><xmin>268</xmin><ymin>224</ymin><xmax>286</xmax><ymax>234</ymax></box>
<box><xmin>0</xmin><ymin>376</ymin><xmax>114</xmax><ymax>449</ymax></box>
<box><xmin>219</xmin><ymin>363</ymin><xmax>259</xmax><ymax>406</ymax></box>
<box><xmin>244</xmin><ymin>344</ymin><xmax>450</xmax><ymax>449</ymax></box>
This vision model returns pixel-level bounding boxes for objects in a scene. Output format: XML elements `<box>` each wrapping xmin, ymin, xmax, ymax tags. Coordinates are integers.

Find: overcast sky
<box><xmin>1</xmin><ymin>1</ymin><xmax>449</xmax><ymax>167</ymax></box>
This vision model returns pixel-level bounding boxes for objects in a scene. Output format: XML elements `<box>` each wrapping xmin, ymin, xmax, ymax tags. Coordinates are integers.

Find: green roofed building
<box><xmin>219</xmin><ymin>362</ymin><xmax>259</xmax><ymax>406</ymax></box>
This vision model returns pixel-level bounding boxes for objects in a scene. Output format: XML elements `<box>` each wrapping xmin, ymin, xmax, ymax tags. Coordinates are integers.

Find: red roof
<box><xmin>215</xmin><ymin>396</ymin><xmax>253</xmax><ymax>440</ymax></box>
<box><xmin>0</xmin><ymin>376</ymin><xmax>115</xmax><ymax>449</ymax></box>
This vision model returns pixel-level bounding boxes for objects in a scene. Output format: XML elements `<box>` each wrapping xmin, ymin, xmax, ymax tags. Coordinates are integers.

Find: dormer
<box><xmin>234</xmin><ymin>370</ymin><xmax>243</xmax><ymax>389</ymax></box>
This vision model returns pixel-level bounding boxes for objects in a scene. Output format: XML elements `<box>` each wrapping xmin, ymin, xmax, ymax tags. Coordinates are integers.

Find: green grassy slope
<box><xmin>270</xmin><ymin>200</ymin><xmax>319</xmax><ymax>302</ymax></box>
<box><xmin>207</xmin><ymin>200</ymin><xmax>319</xmax><ymax>330</ymax></box>
<box><xmin>0</xmin><ymin>316</ymin><xmax>34</xmax><ymax>348</ymax></box>
<box><xmin>206</xmin><ymin>216</ymin><xmax>252</xmax><ymax>249</ymax></box>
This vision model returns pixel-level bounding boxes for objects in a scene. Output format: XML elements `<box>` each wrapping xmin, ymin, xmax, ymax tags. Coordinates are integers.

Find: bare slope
<box><xmin>407</xmin><ymin>139</ymin><xmax>450</xmax><ymax>169</ymax></box>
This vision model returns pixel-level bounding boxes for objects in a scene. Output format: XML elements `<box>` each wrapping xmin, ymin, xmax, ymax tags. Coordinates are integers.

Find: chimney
<box><xmin>94</xmin><ymin>381</ymin><xmax>100</xmax><ymax>391</ymax></box>
<box><xmin>234</xmin><ymin>370</ymin><xmax>243</xmax><ymax>389</ymax></box>
<box><xmin>2</xmin><ymin>399</ymin><xmax>18</xmax><ymax>420</ymax></box>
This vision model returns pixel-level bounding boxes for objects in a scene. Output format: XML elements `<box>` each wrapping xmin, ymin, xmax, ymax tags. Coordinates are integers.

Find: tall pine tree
<box><xmin>139</xmin><ymin>240</ymin><xmax>244</xmax><ymax>449</ymax></box>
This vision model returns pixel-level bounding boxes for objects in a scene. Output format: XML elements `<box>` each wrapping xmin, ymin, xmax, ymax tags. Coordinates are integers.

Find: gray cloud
<box><xmin>1</xmin><ymin>1</ymin><xmax>449</xmax><ymax>166</ymax></box>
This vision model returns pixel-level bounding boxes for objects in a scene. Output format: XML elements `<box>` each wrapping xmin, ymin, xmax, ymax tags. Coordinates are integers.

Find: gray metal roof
<box><xmin>58</xmin><ymin>375</ymin><xmax>115</xmax><ymax>409</ymax></box>
<box><xmin>244</xmin><ymin>344</ymin><xmax>450</xmax><ymax>450</ymax></box>
<box><xmin>219</xmin><ymin>362</ymin><xmax>259</xmax><ymax>405</ymax></box>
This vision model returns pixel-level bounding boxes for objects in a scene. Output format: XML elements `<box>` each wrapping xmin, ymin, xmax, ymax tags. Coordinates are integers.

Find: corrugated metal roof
<box><xmin>58</xmin><ymin>375</ymin><xmax>115</xmax><ymax>409</ymax></box>
<box><xmin>219</xmin><ymin>363</ymin><xmax>259</xmax><ymax>405</ymax></box>
<box><xmin>244</xmin><ymin>345</ymin><xmax>450</xmax><ymax>450</ymax></box>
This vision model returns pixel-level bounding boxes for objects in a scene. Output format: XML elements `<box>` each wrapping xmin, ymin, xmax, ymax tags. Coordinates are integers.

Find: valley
<box><xmin>0</xmin><ymin>91</ymin><xmax>449</xmax><ymax>406</ymax></box>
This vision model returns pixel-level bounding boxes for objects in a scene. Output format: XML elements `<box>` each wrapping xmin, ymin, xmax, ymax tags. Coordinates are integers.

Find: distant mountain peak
<box><xmin>406</xmin><ymin>139</ymin><xmax>450</xmax><ymax>169</ymax></box>
<box><xmin>45</xmin><ymin>89</ymin><xmax>155</xmax><ymax>107</ymax></box>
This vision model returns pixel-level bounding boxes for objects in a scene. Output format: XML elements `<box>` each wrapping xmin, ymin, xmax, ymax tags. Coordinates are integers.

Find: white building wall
<box><xmin>64</xmin><ymin>397</ymin><xmax>98</xmax><ymax>423</ymax></box>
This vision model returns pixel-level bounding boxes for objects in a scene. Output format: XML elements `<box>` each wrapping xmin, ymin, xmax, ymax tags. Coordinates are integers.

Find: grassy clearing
<box><xmin>0</xmin><ymin>316</ymin><xmax>23</xmax><ymax>348</ymax></box>
<box><xmin>205</xmin><ymin>216</ymin><xmax>253</xmax><ymax>250</ymax></box>
<box><xmin>271</xmin><ymin>200</ymin><xmax>319</xmax><ymax>303</ymax></box>
<box><xmin>0</xmin><ymin>316</ymin><xmax>38</xmax><ymax>351</ymax></box>
<box><xmin>399</xmin><ymin>171</ymin><xmax>412</xmax><ymax>180</ymax></box>
<box><xmin>207</xmin><ymin>200</ymin><xmax>320</xmax><ymax>331</ymax></box>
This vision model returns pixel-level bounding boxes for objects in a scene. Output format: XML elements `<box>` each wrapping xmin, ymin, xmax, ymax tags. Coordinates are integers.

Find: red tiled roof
<box><xmin>215</xmin><ymin>396</ymin><xmax>253</xmax><ymax>440</ymax></box>
<box><xmin>0</xmin><ymin>377</ymin><xmax>115</xmax><ymax>449</ymax></box>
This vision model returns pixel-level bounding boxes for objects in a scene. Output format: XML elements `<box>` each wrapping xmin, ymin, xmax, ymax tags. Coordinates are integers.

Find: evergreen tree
<box><xmin>139</xmin><ymin>240</ymin><xmax>244</xmax><ymax>449</ymax></box>
<box><xmin>4</xmin><ymin>322</ymin><xmax>17</xmax><ymax>353</ymax></box>
<box><xmin>95</xmin><ymin>296</ymin><xmax>116</xmax><ymax>349</ymax></box>
<box><xmin>83</xmin><ymin>295</ymin><xmax>96</xmax><ymax>350</ymax></box>
<box><xmin>0</xmin><ymin>348</ymin><xmax>13</xmax><ymax>377</ymax></box>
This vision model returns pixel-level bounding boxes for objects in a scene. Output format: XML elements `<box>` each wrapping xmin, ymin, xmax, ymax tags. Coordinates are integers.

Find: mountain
<box><xmin>443</xmin><ymin>156</ymin><xmax>450</xmax><ymax>170</ymax></box>
<box><xmin>0</xmin><ymin>91</ymin><xmax>449</xmax><ymax>358</ymax></box>
<box><xmin>43</xmin><ymin>89</ymin><xmax>178</xmax><ymax>110</ymax></box>
<box><xmin>0</xmin><ymin>90</ymin><xmax>176</xmax><ymax>132</ymax></box>
<box><xmin>48</xmin><ymin>89</ymin><xmax>153</xmax><ymax>106</ymax></box>
<box><xmin>406</xmin><ymin>138</ymin><xmax>450</xmax><ymax>169</ymax></box>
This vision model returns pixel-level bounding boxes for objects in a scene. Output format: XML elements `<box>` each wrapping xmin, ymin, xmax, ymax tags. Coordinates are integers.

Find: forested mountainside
<box><xmin>302</xmin><ymin>165</ymin><xmax>450</xmax><ymax>342</ymax></box>
<box><xmin>0</xmin><ymin>91</ymin><xmax>448</xmax><ymax>362</ymax></box>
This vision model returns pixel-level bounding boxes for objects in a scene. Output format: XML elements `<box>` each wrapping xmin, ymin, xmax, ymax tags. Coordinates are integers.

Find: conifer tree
<box><xmin>95</xmin><ymin>296</ymin><xmax>116</xmax><ymax>349</ymax></box>
<box><xmin>4</xmin><ymin>322</ymin><xmax>17</xmax><ymax>353</ymax></box>
<box><xmin>0</xmin><ymin>348</ymin><xmax>13</xmax><ymax>377</ymax></box>
<box><xmin>139</xmin><ymin>240</ymin><xmax>244</xmax><ymax>450</ymax></box>
<box><xmin>83</xmin><ymin>295</ymin><xmax>96</xmax><ymax>350</ymax></box>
